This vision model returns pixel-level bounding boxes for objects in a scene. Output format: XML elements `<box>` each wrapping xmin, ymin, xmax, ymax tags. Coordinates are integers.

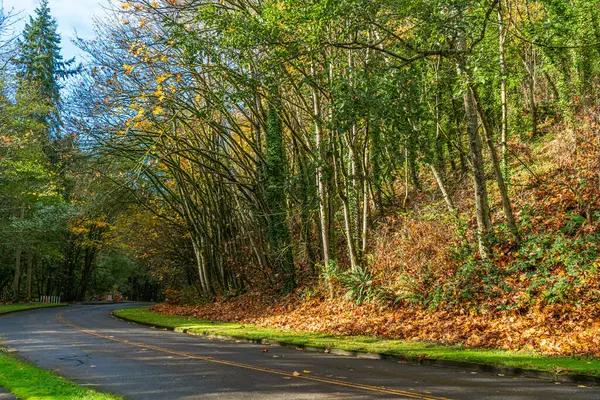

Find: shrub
<box><xmin>339</xmin><ymin>266</ymin><xmax>392</xmax><ymax>305</ymax></box>
<box><xmin>164</xmin><ymin>288</ymin><xmax>181</xmax><ymax>305</ymax></box>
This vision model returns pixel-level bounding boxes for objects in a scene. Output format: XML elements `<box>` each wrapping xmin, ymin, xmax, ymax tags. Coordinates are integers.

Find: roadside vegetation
<box><xmin>0</xmin><ymin>303</ymin><xmax>67</xmax><ymax>315</ymax></box>
<box><xmin>0</xmin><ymin>352</ymin><xmax>121</xmax><ymax>400</ymax></box>
<box><xmin>2</xmin><ymin>0</ymin><xmax>600</xmax><ymax>373</ymax></box>
<box><xmin>115</xmin><ymin>307</ymin><xmax>600</xmax><ymax>377</ymax></box>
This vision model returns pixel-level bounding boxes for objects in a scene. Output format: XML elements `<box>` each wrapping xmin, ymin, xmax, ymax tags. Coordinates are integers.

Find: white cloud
<box><xmin>1</xmin><ymin>0</ymin><xmax>110</xmax><ymax>60</ymax></box>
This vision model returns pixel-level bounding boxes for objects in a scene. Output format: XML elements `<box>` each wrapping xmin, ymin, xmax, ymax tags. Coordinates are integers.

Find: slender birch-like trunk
<box><xmin>310</xmin><ymin>63</ymin><xmax>331</xmax><ymax>269</ymax></box>
<box><xmin>498</xmin><ymin>1</ymin><xmax>509</xmax><ymax>176</ymax></box>
<box><xmin>457</xmin><ymin>59</ymin><xmax>492</xmax><ymax>258</ymax></box>
<box><xmin>471</xmin><ymin>85</ymin><xmax>520</xmax><ymax>243</ymax></box>
<box><xmin>430</xmin><ymin>164</ymin><xmax>456</xmax><ymax>213</ymax></box>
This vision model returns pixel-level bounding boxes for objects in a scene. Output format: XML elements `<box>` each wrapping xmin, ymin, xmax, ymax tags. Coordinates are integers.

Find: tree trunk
<box><xmin>361</xmin><ymin>147</ymin><xmax>369</xmax><ymax>256</ymax></box>
<box><xmin>457</xmin><ymin>61</ymin><xmax>492</xmax><ymax>258</ymax></box>
<box><xmin>471</xmin><ymin>86</ymin><xmax>521</xmax><ymax>243</ymax></box>
<box><xmin>347</xmin><ymin>139</ymin><xmax>362</xmax><ymax>263</ymax></box>
<box><xmin>529</xmin><ymin>75</ymin><xmax>537</xmax><ymax>138</ymax></box>
<box><xmin>333</xmin><ymin>136</ymin><xmax>359</xmax><ymax>272</ymax></box>
<box><xmin>309</xmin><ymin>66</ymin><xmax>332</xmax><ymax>275</ymax></box>
<box><xmin>341</xmin><ymin>195</ymin><xmax>359</xmax><ymax>271</ymax></box>
<box><xmin>13</xmin><ymin>246</ymin><xmax>22</xmax><ymax>302</ymax></box>
<box><xmin>521</xmin><ymin>50</ymin><xmax>538</xmax><ymax>138</ymax></box>
<box><xmin>191</xmin><ymin>235</ymin><xmax>212</xmax><ymax>298</ymax></box>
<box><xmin>25</xmin><ymin>252</ymin><xmax>34</xmax><ymax>301</ymax></box>
<box><xmin>430</xmin><ymin>164</ymin><xmax>456</xmax><ymax>213</ymax></box>
<box><xmin>498</xmin><ymin>3</ymin><xmax>508</xmax><ymax>177</ymax></box>
<box><xmin>265</xmin><ymin>99</ymin><xmax>295</xmax><ymax>294</ymax></box>
<box><xmin>311</xmin><ymin>75</ymin><xmax>334</xmax><ymax>295</ymax></box>
<box><xmin>544</xmin><ymin>72</ymin><xmax>559</xmax><ymax>101</ymax></box>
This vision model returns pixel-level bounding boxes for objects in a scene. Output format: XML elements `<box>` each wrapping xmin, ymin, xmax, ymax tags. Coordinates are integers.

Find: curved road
<box><xmin>0</xmin><ymin>304</ymin><xmax>598</xmax><ymax>399</ymax></box>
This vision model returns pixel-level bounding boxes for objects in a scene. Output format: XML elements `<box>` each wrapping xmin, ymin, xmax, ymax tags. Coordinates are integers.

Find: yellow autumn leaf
<box><xmin>156</xmin><ymin>74</ymin><xmax>170</xmax><ymax>84</ymax></box>
<box><xmin>123</xmin><ymin>64</ymin><xmax>135</xmax><ymax>74</ymax></box>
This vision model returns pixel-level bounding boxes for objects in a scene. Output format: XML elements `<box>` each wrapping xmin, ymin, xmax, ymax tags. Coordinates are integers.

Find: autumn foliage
<box><xmin>154</xmin><ymin>110</ymin><xmax>600</xmax><ymax>357</ymax></box>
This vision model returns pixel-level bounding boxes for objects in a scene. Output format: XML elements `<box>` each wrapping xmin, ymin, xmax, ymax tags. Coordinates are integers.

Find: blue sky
<box><xmin>1</xmin><ymin>0</ymin><xmax>109</xmax><ymax>61</ymax></box>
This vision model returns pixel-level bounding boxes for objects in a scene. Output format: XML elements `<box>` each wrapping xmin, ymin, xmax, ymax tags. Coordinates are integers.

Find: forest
<box><xmin>2</xmin><ymin>0</ymin><xmax>600</xmax><ymax>356</ymax></box>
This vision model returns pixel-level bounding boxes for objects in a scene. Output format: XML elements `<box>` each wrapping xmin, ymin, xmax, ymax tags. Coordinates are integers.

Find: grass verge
<box><xmin>0</xmin><ymin>352</ymin><xmax>121</xmax><ymax>400</ymax></box>
<box><xmin>0</xmin><ymin>303</ymin><xmax>68</xmax><ymax>316</ymax></box>
<box><xmin>114</xmin><ymin>306</ymin><xmax>600</xmax><ymax>378</ymax></box>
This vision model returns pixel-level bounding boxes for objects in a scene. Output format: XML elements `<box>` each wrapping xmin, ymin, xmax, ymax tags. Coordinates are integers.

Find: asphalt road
<box><xmin>0</xmin><ymin>304</ymin><xmax>599</xmax><ymax>399</ymax></box>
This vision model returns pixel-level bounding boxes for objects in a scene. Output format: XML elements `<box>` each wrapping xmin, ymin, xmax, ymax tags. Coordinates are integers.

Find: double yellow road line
<box><xmin>57</xmin><ymin>310</ymin><xmax>450</xmax><ymax>400</ymax></box>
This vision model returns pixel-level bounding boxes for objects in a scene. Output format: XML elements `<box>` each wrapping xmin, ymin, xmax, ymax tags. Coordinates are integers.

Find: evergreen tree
<box><xmin>15</xmin><ymin>0</ymin><xmax>79</xmax><ymax>139</ymax></box>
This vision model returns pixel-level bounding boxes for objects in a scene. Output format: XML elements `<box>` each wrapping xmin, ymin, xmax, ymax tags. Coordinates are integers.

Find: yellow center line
<box><xmin>56</xmin><ymin>309</ymin><xmax>450</xmax><ymax>400</ymax></box>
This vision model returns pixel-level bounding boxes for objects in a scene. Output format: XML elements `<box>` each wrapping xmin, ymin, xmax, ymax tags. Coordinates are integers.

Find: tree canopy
<box><xmin>1</xmin><ymin>1</ymin><xmax>600</xmax><ymax>357</ymax></box>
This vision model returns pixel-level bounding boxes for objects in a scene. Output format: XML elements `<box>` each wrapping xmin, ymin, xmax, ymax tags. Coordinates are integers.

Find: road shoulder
<box><xmin>113</xmin><ymin>306</ymin><xmax>600</xmax><ymax>386</ymax></box>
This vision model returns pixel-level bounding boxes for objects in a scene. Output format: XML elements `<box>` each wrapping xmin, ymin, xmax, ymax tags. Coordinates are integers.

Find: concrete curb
<box><xmin>112</xmin><ymin>312</ymin><xmax>600</xmax><ymax>387</ymax></box>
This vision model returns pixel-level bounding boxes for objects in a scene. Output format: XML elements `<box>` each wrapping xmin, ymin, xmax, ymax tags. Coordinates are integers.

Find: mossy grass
<box><xmin>0</xmin><ymin>352</ymin><xmax>121</xmax><ymax>400</ymax></box>
<box><xmin>0</xmin><ymin>303</ymin><xmax>68</xmax><ymax>315</ymax></box>
<box><xmin>114</xmin><ymin>306</ymin><xmax>600</xmax><ymax>377</ymax></box>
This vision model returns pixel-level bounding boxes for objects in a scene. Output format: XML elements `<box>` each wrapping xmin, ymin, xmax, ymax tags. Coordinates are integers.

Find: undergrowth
<box><xmin>157</xmin><ymin>112</ymin><xmax>600</xmax><ymax>357</ymax></box>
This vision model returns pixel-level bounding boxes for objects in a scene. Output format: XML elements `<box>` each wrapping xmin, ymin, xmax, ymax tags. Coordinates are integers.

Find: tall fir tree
<box><xmin>6</xmin><ymin>1</ymin><xmax>80</xmax><ymax>301</ymax></box>
<box><xmin>15</xmin><ymin>0</ymin><xmax>79</xmax><ymax>141</ymax></box>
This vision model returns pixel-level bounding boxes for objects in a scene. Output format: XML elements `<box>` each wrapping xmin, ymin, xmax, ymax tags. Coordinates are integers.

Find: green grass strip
<box><xmin>0</xmin><ymin>352</ymin><xmax>121</xmax><ymax>400</ymax></box>
<box><xmin>0</xmin><ymin>303</ymin><xmax>68</xmax><ymax>315</ymax></box>
<box><xmin>114</xmin><ymin>306</ymin><xmax>600</xmax><ymax>377</ymax></box>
